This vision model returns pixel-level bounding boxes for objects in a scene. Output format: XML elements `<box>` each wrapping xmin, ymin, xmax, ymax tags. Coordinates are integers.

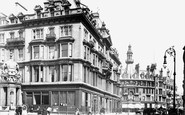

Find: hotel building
<box><xmin>0</xmin><ymin>0</ymin><xmax>122</xmax><ymax>114</ymax></box>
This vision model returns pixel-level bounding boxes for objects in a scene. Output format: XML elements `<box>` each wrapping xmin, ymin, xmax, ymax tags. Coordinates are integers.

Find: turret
<box><xmin>125</xmin><ymin>45</ymin><xmax>134</xmax><ymax>64</ymax></box>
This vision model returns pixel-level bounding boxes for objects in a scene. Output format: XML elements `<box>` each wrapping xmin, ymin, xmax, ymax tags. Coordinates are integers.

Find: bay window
<box><xmin>33</xmin><ymin>46</ymin><xmax>39</xmax><ymax>59</ymax></box>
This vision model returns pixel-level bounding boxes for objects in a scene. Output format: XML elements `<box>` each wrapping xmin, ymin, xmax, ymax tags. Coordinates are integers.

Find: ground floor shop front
<box><xmin>22</xmin><ymin>82</ymin><xmax>121</xmax><ymax>115</ymax></box>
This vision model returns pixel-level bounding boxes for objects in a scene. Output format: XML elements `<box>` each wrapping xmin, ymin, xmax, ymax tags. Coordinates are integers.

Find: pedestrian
<box><xmin>75</xmin><ymin>108</ymin><xmax>80</xmax><ymax>115</ymax></box>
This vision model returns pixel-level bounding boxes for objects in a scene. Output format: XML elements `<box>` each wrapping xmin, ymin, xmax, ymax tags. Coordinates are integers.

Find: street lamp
<box><xmin>163</xmin><ymin>46</ymin><xmax>176</xmax><ymax>110</ymax></box>
<box><xmin>183</xmin><ymin>46</ymin><xmax>185</xmax><ymax>114</ymax></box>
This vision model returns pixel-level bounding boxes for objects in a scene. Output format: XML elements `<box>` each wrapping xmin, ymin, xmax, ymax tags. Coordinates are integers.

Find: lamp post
<box><xmin>183</xmin><ymin>46</ymin><xmax>185</xmax><ymax>114</ymax></box>
<box><xmin>163</xmin><ymin>46</ymin><xmax>176</xmax><ymax>110</ymax></box>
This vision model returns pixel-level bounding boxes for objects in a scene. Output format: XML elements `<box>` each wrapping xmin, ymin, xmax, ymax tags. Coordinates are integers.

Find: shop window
<box><xmin>42</xmin><ymin>92</ymin><xmax>49</xmax><ymax>105</ymax></box>
<box><xmin>60</xmin><ymin>91</ymin><xmax>67</xmax><ymax>105</ymax></box>
<box><xmin>52</xmin><ymin>92</ymin><xmax>59</xmax><ymax>106</ymax></box>
<box><xmin>26</xmin><ymin>92</ymin><xmax>33</xmax><ymax>105</ymax></box>
<box><xmin>33</xmin><ymin>92</ymin><xmax>41</xmax><ymax>105</ymax></box>
<box><xmin>67</xmin><ymin>91</ymin><xmax>75</xmax><ymax>106</ymax></box>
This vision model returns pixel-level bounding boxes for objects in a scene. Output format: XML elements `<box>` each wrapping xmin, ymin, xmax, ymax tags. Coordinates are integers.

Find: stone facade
<box><xmin>0</xmin><ymin>0</ymin><xmax>122</xmax><ymax>114</ymax></box>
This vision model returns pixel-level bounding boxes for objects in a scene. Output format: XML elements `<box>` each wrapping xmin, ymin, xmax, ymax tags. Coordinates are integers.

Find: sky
<box><xmin>0</xmin><ymin>0</ymin><xmax>185</xmax><ymax>94</ymax></box>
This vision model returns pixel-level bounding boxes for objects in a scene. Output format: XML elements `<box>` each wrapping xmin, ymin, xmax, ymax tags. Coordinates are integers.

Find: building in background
<box><xmin>0</xmin><ymin>0</ymin><xmax>122</xmax><ymax>114</ymax></box>
<box><xmin>120</xmin><ymin>45</ymin><xmax>175</xmax><ymax>113</ymax></box>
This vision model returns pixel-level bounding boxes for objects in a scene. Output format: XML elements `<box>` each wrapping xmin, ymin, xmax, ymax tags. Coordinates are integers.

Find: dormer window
<box><xmin>0</xmin><ymin>18</ymin><xmax>7</xmax><ymax>25</ymax></box>
<box><xmin>9</xmin><ymin>14</ymin><xmax>17</xmax><ymax>24</ymax></box>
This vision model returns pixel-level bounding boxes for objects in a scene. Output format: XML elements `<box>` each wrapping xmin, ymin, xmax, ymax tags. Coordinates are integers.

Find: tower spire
<box><xmin>125</xmin><ymin>44</ymin><xmax>134</xmax><ymax>64</ymax></box>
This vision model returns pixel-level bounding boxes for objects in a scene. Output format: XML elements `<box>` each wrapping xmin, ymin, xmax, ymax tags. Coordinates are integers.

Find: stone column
<box><xmin>0</xmin><ymin>87</ymin><xmax>4</xmax><ymax>110</ymax></box>
<box><xmin>17</xmin><ymin>88</ymin><xmax>22</xmax><ymax>106</ymax></box>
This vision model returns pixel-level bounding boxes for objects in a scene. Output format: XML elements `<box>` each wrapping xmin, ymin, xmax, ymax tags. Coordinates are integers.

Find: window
<box><xmin>33</xmin><ymin>66</ymin><xmax>39</xmax><ymax>82</ymax></box>
<box><xmin>1</xmin><ymin>48</ymin><xmax>5</xmax><ymax>62</ymax></box>
<box><xmin>61</xmin><ymin>44</ymin><xmax>68</xmax><ymax>57</ymax></box>
<box><xmin>59</xmin><ymin>43</ymin><xmax>72</xmax><ymax>57</ymax></box>
<box><xmin>32</xmin><ymin>65</ymin><xmax>44</xmax><ymax>82</ymax></box>
<box><xmin>84</xmin><ymin>29</ymin><xmax>88</xmax><ymax>40</ymax></box>
<box><xmin>49</xmin><ymin>27</ymin><xmax>55</xmax><ymax>34</ymax></box>
<box><xmin>42</xmin><ymin>92</ymin><xmax>49</xmax><ymax>105</ymax></box>
<box><xmin>60</xmin><ymin>25</ymin><xmax>72</xmax><ymax>37</ymax></box>
<box><xmin>19</xmin><ymin>31</ymin><xmax>23</xmax><ymax>38</ymax></box>
<box><xmin>32</xmin><ymin>45</ymin><xmax>44</xmax><ymax>59</ymax></box>
<box><xmin>40</xmin><ymin>46</ymin><xmax>44</xmax><ymax>59</ymax></box>
<box><xmin>60</xmin><ymin>91</ymin><xmax>67</xmax><ymax>105</ymax></box>
<box><xmin>0</xmin><ymin>33</ymin><xmax>4</xmax><ymax>43</ymax></box>
<box><xmin>61</xmin><ymin>65</ymin><xmax>72</xmax><ymax>81</ymax></box>
<box><xmin>10</xmin><ymin>32</ymin><xmax>14</xmax><ymax>39</ymax></box>
<box><xmin>84</xmin><ymin>46</ymin><xmax>90</xmax><ymax>61</ymax></box>
<box><xmin>0</xmin><ymin>18</ymin><xmax>6</xmax><ymax>25</ymax></box>
<box><xmin>52</xmin><ymin>92</ymin><xmax>59</xmax><ymax>106</ymax></box>
<box><xmin>33</xmin><ymin>46</ymin><xmax>39</xmax><ymax>59</ymax></box>
<box><xmin>26</xmin><ymin>92</ymin><xmax>33</xmax><ymax>105</ymax></box>
<box><xmin>18</xmin><ymin>48</ymin><xmax>23</xmax><ymax>61</ymax></box>
<box><xmin>33</xmin><ymin>92</ymin><xmax>41</xmax><ymax>105</ymax></box>
<box><xmin>49</xmin><ymin>66</ymin><xmax>55</xmax><ymax>82</ymax></box>
<box><xmin>10</xmin><ymin>49</ymin><xmax>14</xmax><ymax>59</ymax></box>
<box><xmin>33</xmin><ymin>29</ymin><xmax>43</xmax><ymax>39</ymax></box>
<box><xmin>67</xmin><ymin>92</ymin><xmax>75</xmax><ymax>106</ymax></box>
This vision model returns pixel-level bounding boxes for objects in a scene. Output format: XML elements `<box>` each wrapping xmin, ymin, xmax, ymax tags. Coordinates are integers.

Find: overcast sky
<box><xmin>0</xmin><ymin>0</ymin><xmax>185</xmax><ymax>94</ymax></box>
